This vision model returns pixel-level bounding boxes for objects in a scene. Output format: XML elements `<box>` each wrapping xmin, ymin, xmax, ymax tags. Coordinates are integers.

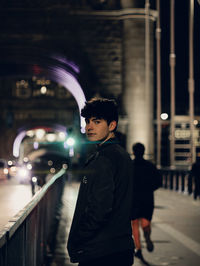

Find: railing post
<box><xmin>181</xmin><ymin>172</ymin><xmax>185</xmax><ymax>192</ymax></box>
<box><xmin>164</xmin><ymin>171</ymin><xmax>168</xmax><ymax>189</ymax></box>
<box><xmin>175</xmin><ymin>172</ymin><xmax>179</xmax><ymax>191</ymax></box>
<box><xmin>170</xmin><ymin>170</ymin><xmax>174</xmax><ymax>190</ymax></box>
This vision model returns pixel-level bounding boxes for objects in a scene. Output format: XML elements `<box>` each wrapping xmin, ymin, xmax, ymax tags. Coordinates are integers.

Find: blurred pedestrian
<box><xmin>67</xmin><ymin>97</ymin><xmax>134</xmax><ymax>266</ymax></box>
<box><xmin>188</xmin><ymin>158</ymin><xmax>200</xmax><ymax>200</ymax></box>
<box><xmin>131</xmin><ymin>143</ymin><xmax>162</xmax><ymax>264</ymax></box>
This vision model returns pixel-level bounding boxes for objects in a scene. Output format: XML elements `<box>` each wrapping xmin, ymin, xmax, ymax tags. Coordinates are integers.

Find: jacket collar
<box><xmin>97</xmin><ymin>137</ymin><xmax>118</xmax><ymax>151</ymax></box>
<box><xmin>84</xmin><ymin>137</ymin><xmax>119</xmax><ymax>166</ymax></box>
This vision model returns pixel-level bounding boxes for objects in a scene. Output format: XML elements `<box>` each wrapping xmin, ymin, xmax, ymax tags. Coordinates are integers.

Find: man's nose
<box><xmin>86</xmin><ymin>123</ymin><xmax>93</xmax><ymax>131</ymax></box>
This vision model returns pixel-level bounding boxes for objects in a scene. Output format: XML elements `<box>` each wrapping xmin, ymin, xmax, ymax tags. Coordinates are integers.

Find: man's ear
<box><xmin>109</xmin><ymin>121</ymin><xmax>117</xmax><ymax>132</ymax></box>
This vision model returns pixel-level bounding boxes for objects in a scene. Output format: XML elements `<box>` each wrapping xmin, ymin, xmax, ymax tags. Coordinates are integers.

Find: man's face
<box><xmin>85</xmin><ymin>117</ymin><xmax>116</xmax><ymax>142</ymax></box>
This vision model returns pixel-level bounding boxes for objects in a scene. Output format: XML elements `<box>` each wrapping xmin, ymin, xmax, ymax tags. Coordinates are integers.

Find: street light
<box><xmin>161</xmin><ymin>113</ymin><xmax>168</xmax><ymax>121</ymax></box>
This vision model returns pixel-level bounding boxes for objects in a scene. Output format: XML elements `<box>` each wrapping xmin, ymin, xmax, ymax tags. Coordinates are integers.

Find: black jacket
<box><xmin>131</xmin><ymin>158</ymin><xmax>162</xmax><ymax>220</ymax></box>
<box><xmin>67</xmin><ymin>138</ymin><xmax>134</xmax><ymax>263</ymax></box>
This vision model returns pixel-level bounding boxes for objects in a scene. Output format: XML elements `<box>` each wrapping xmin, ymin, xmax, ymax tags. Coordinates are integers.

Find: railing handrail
<box><xmin>0</xmin><ymin>168</ymin><xmax>66</xmax><ymax>249</ymax></box>
<box><xmin>158</xmin><ymin>166</ymin><xmax>200</xmax><ymax>200</ymax></box>
<box><xmin>158</xmin><ymin>166</ymin><xmax>190</xmax><ymax>172</ymax></box>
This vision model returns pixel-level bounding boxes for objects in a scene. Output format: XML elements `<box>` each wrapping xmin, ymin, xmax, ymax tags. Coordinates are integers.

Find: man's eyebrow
<box><xmin>91</xmin><ymin>117</ymin><xmax>100</xmax><ymax>121</ymax></box>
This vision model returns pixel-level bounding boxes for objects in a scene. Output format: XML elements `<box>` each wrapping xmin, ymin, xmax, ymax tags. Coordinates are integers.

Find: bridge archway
<box><xmin>13</xmin><ymin>124</ymin><xmax>68</xmax><ymax>159</ymax></box>
<box><xmin>0</xmin><ymin>46</ymin><xmax>88</xmax><ymax>130</ymax></box>
<box><xmin>0</xmin><ymin>45</ymin><xmax>94</xmax><ymax>159</ymax></box>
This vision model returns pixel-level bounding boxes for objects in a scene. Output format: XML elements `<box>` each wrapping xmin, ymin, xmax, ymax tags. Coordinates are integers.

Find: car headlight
<box><xmin>66</xmin><ymin>137</ymin><xmax>75</xmax><ymax>146</ymax></box>
<box><xmin>3</xmin><ymin>168</ymin><xmax>8</xmax><ymax>175</ymax></box>
<box><xmin>18</xmin><ymin>167</ymin><xmax>29</xmax><ymax>178</ymax></box>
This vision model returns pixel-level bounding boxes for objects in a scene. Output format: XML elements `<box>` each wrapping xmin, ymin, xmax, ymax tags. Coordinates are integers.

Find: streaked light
<box><xmin>81</xmin><ymin>125</ymin><xmax>86</xmax><ymax>134</ymax></box>
<box><xmin>52</xmin><ymin>55</ymin><xmax>80</xmax><ymax>73</ymax></box>
<box><xmin>13</xmin><ymin>131</ymin><xmax>27</xmax><ymax>157</ymax></box>
<box><xmin>52</xmin><ymin>67</ymin><xmax>86</xmax><ymax>132</ymax></box>
<box><xmin>160</xmin><ymin>113</ymin><xmax>168</xmax><ymax>120</ymax></box>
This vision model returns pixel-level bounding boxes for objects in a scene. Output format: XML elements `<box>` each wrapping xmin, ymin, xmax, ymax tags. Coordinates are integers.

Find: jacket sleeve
<box><xmin>72</xmin><ymin>155</ymin><xmax>115</xmax><ymax>246</ymax></box>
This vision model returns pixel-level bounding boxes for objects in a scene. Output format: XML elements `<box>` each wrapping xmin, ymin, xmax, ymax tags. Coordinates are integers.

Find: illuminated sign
<box><xmin>175</xmin><ymin>129</ymin><xmax>199</xmax><ymax>139</ymax></box>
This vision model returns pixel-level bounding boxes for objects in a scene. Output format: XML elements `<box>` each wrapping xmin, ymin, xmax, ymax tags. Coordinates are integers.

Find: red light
<box><xmin>32</xmin><ymin>64</ymin><xmax>42</xmax><ymax>75</ymax></box>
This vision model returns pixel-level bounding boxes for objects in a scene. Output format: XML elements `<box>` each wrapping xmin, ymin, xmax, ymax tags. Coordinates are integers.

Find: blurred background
<box><xmin>0</xmin><ymin>0</ymin><xmax>200</xmax><ymax>182</ymax></box>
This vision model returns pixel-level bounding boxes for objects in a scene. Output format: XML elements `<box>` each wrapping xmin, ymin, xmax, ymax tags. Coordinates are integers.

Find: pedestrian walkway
<box><xmin>50</xmin><ymin>179</ymin><xmax>200</xmax><ymax>266</ymax></box>
<box><xmin>0</xmin><ymin>178</ymin><xmax>32</xmax><ymax>228</ymax></box>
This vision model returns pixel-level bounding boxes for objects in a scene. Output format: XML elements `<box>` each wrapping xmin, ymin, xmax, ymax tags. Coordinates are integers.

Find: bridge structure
<box><xmin>0</xmin><ymin>1</ymin><xmax>200</xmax><ymax>265</ymax></box>
<box><xmin>1</xmin><ymin>0</ymin><xmax>200</xmax><ymax>168</ymax></box>
<box><xmin>0</xmin><ymin>0</ymin><xmax>158</xmax><ymax>164</ymax></box>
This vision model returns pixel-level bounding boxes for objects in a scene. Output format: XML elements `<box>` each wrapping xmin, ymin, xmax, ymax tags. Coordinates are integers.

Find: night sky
<box><xmin>159</xmin><ymin>0</ymin><xmax>200</xmax><ymax>116</ymax></box>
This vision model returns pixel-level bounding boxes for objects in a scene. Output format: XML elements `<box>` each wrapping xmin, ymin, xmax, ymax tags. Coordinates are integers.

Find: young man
<box><xmin>67</xmin><ymin>98</ymin><xmax>134</xmax><ymax>266</ymax></box>
<box><xmin>131</xmin><ymin>143</ymin><xmax>162</xmax><ymax>264</ymax></box>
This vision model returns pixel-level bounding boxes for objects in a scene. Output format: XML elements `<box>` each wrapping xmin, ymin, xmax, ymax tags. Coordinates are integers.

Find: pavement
<box><xmin>0</xmin><ymin>178</ymin><xmax>32</xmax><ymax>228</ymax></box>
<box><xmin>50</xmin><ymin>180</ymin><xmax>200</xmax><ymax>266</ymax></box>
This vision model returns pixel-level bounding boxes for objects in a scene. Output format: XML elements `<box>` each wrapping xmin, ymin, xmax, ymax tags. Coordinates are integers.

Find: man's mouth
<box><xmin>87</xmin><ymin>133</ymin><xmax>96</xmax><ymax>136</ymax></box>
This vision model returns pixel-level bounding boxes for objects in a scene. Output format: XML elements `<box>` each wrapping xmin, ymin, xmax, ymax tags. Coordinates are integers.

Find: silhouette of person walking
<box><xmin>188</xmin><ymin>158</ymin><xmax>200</xmax><ymax>200</ymax></box>
<box><xmin>131</xmin><ymin>143</ymin><xmax>162</xmax><ymax>264</ymax></box>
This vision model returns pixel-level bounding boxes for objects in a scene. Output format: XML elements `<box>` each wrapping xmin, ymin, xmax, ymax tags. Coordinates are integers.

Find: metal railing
<box><xmin>159</xmin><ymin>167</ymin><xmax>190</xmax><ymax>194</ymax></box>
<box><xmin>0</xmin><ymin>168</ymin><xmax>66</xmax><ymax>266</ymax></box>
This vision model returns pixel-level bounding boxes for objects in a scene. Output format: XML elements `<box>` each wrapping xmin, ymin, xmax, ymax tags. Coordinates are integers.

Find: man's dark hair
<box><xmin>81</xmin><ymin>97</ymin><xmax>118</xmax><ymax>130</ymax></box>
<box><xmin>132</xmin><ymin>142</ymin><xmax>145</xmax><ymax>157</ymax></box>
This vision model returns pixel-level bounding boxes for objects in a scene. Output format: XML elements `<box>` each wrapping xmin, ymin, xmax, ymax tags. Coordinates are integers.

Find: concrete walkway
<box><xmin>50</xmin><ymin>180</ymin><xmax>200</xmax><ymax>266</ymax></box>
<box><xmin>0</xmin><ymin>178</ymin><xmax>32</xmax><ymax>228</ymax></box>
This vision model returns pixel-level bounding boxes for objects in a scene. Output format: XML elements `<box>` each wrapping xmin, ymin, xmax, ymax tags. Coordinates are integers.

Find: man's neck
<box><xmin>99</xmin><ymin>132</ymin><xmax>115</xmax><ymax>146</ymax></box>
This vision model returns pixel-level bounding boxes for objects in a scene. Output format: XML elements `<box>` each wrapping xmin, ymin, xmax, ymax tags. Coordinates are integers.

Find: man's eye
<box><xmin>94</xmin><ymin>120</ymin><xmax>100</xmax><ymax>124</ymax></box>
